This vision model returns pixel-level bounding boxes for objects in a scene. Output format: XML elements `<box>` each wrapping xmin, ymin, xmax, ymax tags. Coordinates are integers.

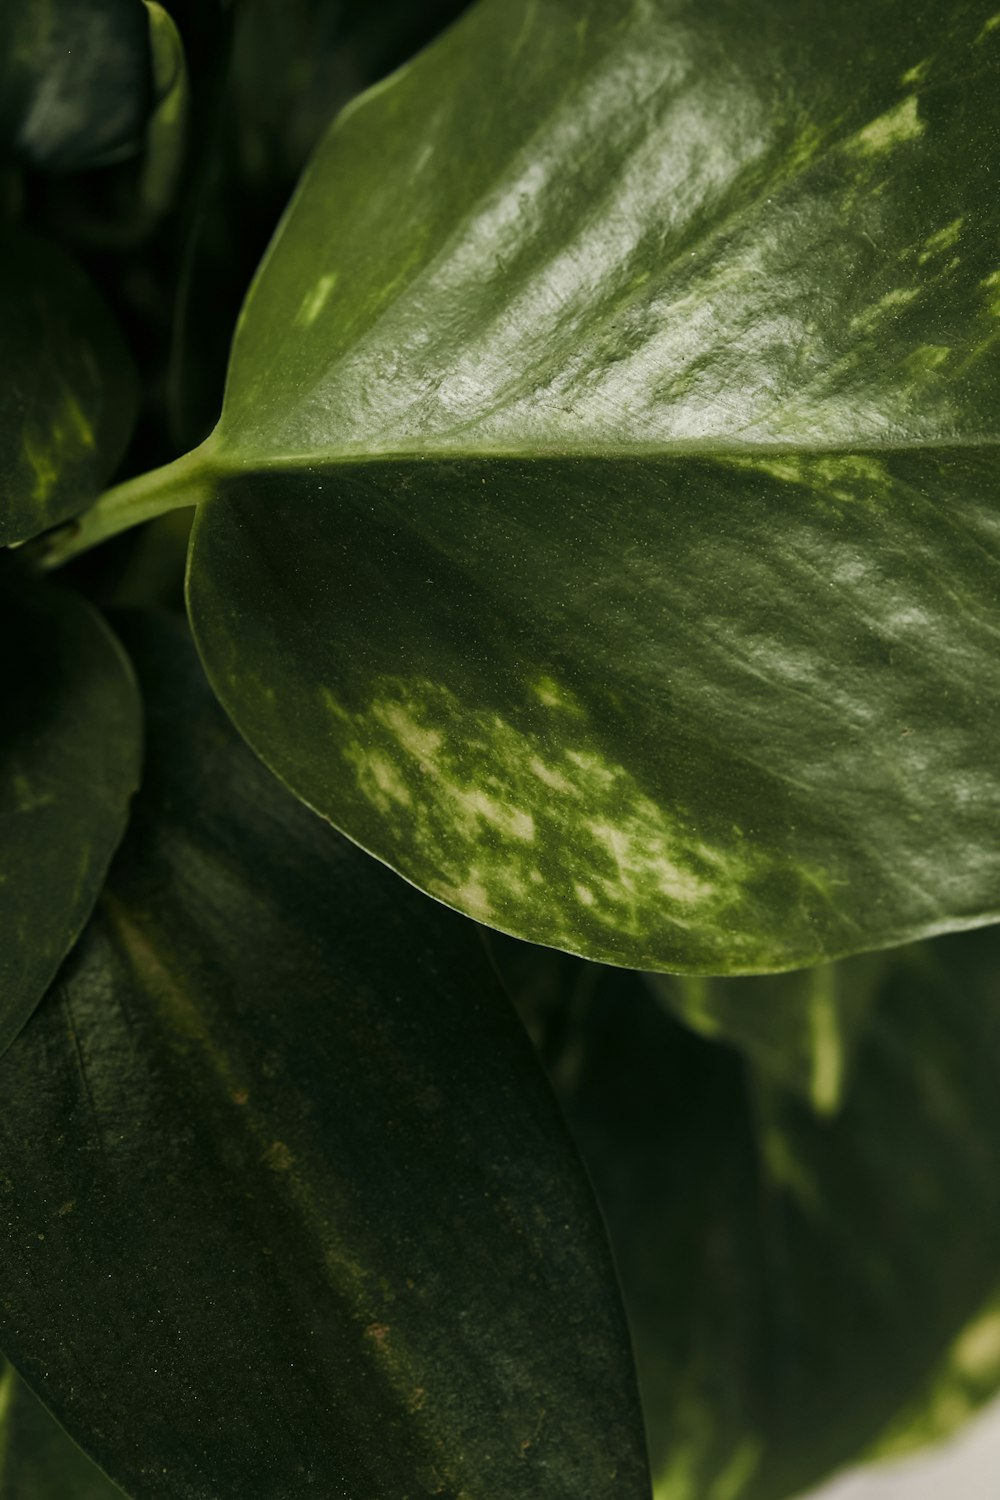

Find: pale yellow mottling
<box><xmin>952</xmin><ymin>1312</ymin><xmax>1000</xmax><ymax>1378</ymax></box>
<box><xmin>727</xmin><ymin>452</ymin><xmax>892</xmax><ymax>506</ymax></box>
<box><xmin>297</xmin><ymin>272</ymin><xmax>338</xmax><ymax>326</ymax></box>
<box><xmin>976</xmin><ymin>11</ymin><xmax>1000</xmax><ymax>43</ymax></box>
<box><xmin>901</xmin><ymin>58</ymin><xmax>931</xmax><ymax>85</ymax></box>
<box><xmin>850</xmin><ymin>285</ymin><xmax>920</xmax><ymax>331</ymax></box>
<box><xmin>529</xmin><ymin>755</ymin><xmax>573</xmax><ymax>793</ymax></box>
<box><xmin>447</xmin><ymin>875</ymin><xmax>492</xmax><ymax>920</ymax></box>
<box><xmin>531</xmin><ymin>675</ymin><xmax>584</xmax><ymax>714</ymax></box>
<box><xmin>919</xmin><ymin>216</ymin><xmax>963</xmax><ymax>263</ymax></box>
<box><xmin>373</xmin><ymin>701</ymin><xmax>442</xmax><ymax>762</ymax></box>
<box><xmin>848</xmin><ymin>95</ymin><xmax>923</xmax><ymax>156</ymax></box>
<box><xmin>981</xmin><ymin>268</ymin><xmax>1000</xmax><ymax>317</ymax></box>
<box><xmin>323</xmin><ymin>675</ymin><xmax>780</xmax><ymax>960</ymax></box>
<box><xmin>807</xmin><ymin>967</ymin><xmax>843</xmax><ymax>1116</ymax></box>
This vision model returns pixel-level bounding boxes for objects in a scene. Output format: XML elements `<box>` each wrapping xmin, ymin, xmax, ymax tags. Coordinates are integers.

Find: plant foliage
<box><xmin>2</xmin><ymin>0</ymin><xmax>1000</xmax><ymax>1496</ymax></box>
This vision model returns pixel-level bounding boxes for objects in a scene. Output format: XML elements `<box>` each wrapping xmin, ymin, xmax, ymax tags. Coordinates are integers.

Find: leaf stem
<box><xmin>35</xmin><ymin>439</ymin><xmax>218</xmax><ymax>571</ymax></box>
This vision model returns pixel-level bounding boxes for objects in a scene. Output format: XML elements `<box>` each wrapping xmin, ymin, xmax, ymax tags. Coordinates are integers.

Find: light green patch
<box><xmin>727</xmin><ymin>452</ymin><xmax>892</xmax><ymax>507</ymax></box>
<box><xmin>904</xmin><ymin>343</ymin><xmax>950</xmax><ymax>378</ymax></box>
<box><xmin>869</xmin><ymin>1289</ymin><xmax>1000</xmax><ymax>1460</ymax></box>
<box><xmin>22</xmin><ymin>428</ymin><xmax>59</xmax><ymax>502</ymax></box>
<box><xmin>297</xmin><ymin>272</ymin><xmax>338</xmax><ymax>327</ymax></box>
<box><xmin>531</xmin><ymin>675</ymin><xmax>585</xmax><ymax>714</ymax></box>
<box><xmin>759</xmin><ymin>1126</ymin><xmax>824</xmax><ymax>1216</ymax></box>
<box><xmin>918</xmin><ymin>216</ymin><xmax>963</xmax><ymax>264</ymax></box>
<box><xmin>11</xmin><ymin>774</ymin><xmax>55</xmax><ymax>815</ymax></box>
<box><xmin>981</xmin><ymin>269</ymin><xmax>1000</xmax><ymax>318</ymax></box>
<box><xmin>901</xmin><ymin>58</ymin><xmax>931</xmax><ymax>85</ymax></box>
<box><xmin>708</xmin><ymin>1437</ymin><xmax>764</xmax><ymax>1500</ymax></box>
<box><xmin>318</xmin><ymin>676</ymin><xmax>776</xmax><ymax>964</ymax></box>
<box><xmin>806</xmin><ymin>965</ymin><xmax>843</xmax><ymax>1116</ymax></box>
<box><xmin>848</xmin><ymin>95</ymin><xmax>923</xmax><ymax>156</ymax></box>
<box><xmin>667</xmin><ymin>975</ymin><xmax>722</xmax><ymax>1038</ymax></box>
<box><xmin>953</xmin><ymin>1312</ymin><xmax>1000</xmax><ymax>1378</ymax></box>
<box><xmin>343</xmin><ymin>745</ymin><xmax>414</xmax><ymax>814</ymax></box>
<box><xmin>850</xmin><ymin>285</ymin><xmax>920</xmax><ymax>331</ymax></box>
<box><xmin>975</xmin><ymin>10</ymin><xmax>1000</xmax><ymax>43</ymax></box>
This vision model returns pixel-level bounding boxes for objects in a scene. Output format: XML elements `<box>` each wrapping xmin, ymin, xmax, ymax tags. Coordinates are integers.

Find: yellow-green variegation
<box><xmin>67</xmin><ymin>0</ymin><xmax>1000</xmax><ymax>972</ymax></box>
<box><xmin>495</xmin><ymin>925</ymin><xmax>1000</xmax><ymax>1500</ymax></box>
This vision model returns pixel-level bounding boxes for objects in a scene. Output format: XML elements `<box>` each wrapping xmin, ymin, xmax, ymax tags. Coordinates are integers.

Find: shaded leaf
<box><xmin>178</xmin><ymin>0</ymin><xmax>1000</xmax><ymax>973</ymax></box>
<box><xmin>0</xmin><ymin>1360</ymin><xmax>124</xmax><ymax>1498</ymax></box>
<box><xmin>0</xmin><ymin>231</ymin><xmax>136</xmax><ymax>546</ymax></box>
<box><xmin>0</xmin><ymin>569</ymin><xmax>141</xmax><ymax>1058</ymax></box>
<box><xmin>167</xmin><ymin>0</ymin><xmax>472</xmax><ymax>450</ymax></box>
<box><xmin>0</xmin><ymin>0</ymin><xmax>152</xmax><ymax>172</ymax></box>
<box><xmin>646</xmin><ymin>955</ymin><xmax>889</xmax><ymax>1113</ymax></box>
<box><xmin>0</xmin><ymin>612</ymin><xmax>649</xmax><ymax>1500</ymax></box>
<box><xmin>495</xmin><ymin>927</ymin><xmax>1000</xmax><ymax>1499</ymax></box>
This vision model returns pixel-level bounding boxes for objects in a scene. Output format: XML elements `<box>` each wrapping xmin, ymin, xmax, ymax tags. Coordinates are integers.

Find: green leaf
<box><xmin>0</xmin><ymin>612</ymin><xmax>649</xmax><ymax>1500</ymax></box>
<box><xmin>0</xmin><ymin>231</ymin><xmax>136</xmax><ymax>546</ymax></box>
<box><xmin>132</xmin><ymin>2</ymin><xmax>189</xmax><ymax>229</ymax></box>
<box><xmin>495</xmin><ymin>927</ymin><xmax>1000</xmax><ymax>1500</ymax></box>
<box><xmin>0</xmin><ymin>569</ymin><xmax>141</xmax><ymax>1059</ymax></box>
<box><xmin>647</xmin><ymin>954</ymin><xmax>890</xmax><ymax>1113</ymax></box>
<box><xmin>166</xmin><ymin>0</ymin><xmax>472</xmax><ymax>450</ymax></box>
<box><xmin>178</xmin><ymin>0</ymin><xmax>1000</xmax><ymax>973</ymax></box>
<box><xmin>0</xmin><ymin>0</ymin><xmax>152</xmax><ymax>172</ymax></box>
<box><xmin>0</xmin><ymin>1360</ymin><xmax>124</xmax><ymax>1498</ymax></box>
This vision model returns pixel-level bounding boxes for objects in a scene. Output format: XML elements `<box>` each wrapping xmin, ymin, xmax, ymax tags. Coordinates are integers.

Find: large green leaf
<box><xmin>494</xmin><ymin>927</ymin><xmax>1000</xmax><ymax>1500</ymax></box>
<box><xmin>167</xmin><ymin>0</ymin><xmax>1000</xmax><ymax>973</ymax></box>
<box><xmin>0</xmin><ymin>1360</ymin><xmax>124</xmax><ymax>1498</ymax></box>
<box><xmin>0</xmin><ymin>231</ymin><xmax>136</xmax><ymax>546</ymax></box>
<box><xmin>0</xmin><ymin>0</ymin><xmax>152</xmax><ymax>171</ymax></box>
<box><xmin>0</xmin><ymin>612</ymin><xmax>649</xmax><ymax>1500</ymax></box>
<box><xmin>0</xmin><ymin>569</ymin><xmax>141</xmax><ymax>1059</ymax></box>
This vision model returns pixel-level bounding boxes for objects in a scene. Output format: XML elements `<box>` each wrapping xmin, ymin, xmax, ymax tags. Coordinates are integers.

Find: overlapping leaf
<box><xmin>0</xmin><ymin>0</ymin><xmax>152</xmax><ymax>172</ymax></box>
<box><xmin>0</xmin><ymin>1360</ymin><xmax>124</xmax><ymax>1498</ymax></box>
<box><xmin>495</xmin><ymin>927</ymin><xmax>1000</xmax><ymax>1499</ymax></box>
<box><xmin>0</xmin><ymin>570</ymin><xmax>141</xmax><ymax>1058</ymax></box>
<box><xmin>0</xmin><ymin>613</ymin><xmax>648</xmax><ymax>1500</ymax></box>
<box><xmin>0</xmin><ymin>231</ymin><xmax>136</xmax><ymax>546</ymax></box>
<box><xmin>157</xmin><ymin>0</ymin><xmax>1000</xmax><ymax>973</ymax></box>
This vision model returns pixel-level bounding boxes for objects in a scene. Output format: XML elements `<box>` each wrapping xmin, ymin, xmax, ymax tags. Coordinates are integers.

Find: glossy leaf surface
<box><xmin>0</xmin><ymin>613</ymin><xmax>648</xmax><ymax>1500</ymax></box>
<box><xmin>0</xmin><ymin>571</ymin><xmax>140</xmax><ymax>1059</ymax></box>
<box><xmin>0</xmin><ymin>1360</ymin><xmax>124</xmax><ymax>1498</ymax></box>
<box><xmin>184</xmin><ymin>0</ymin><xmax>1000</xmax><ymax>973</ymax></box>
<box><xmin>0</xmin><ymin>232</ymin><xmax>136</xmax><ymax>546</ymax></box>
<box><xmin>496</xmin><ymin>927</ymin><xmax>1000</xmax><ymax>1499</ymax></box>
<box><xmin>0</xmin><ymin>0</ymin><xmax>152</xmax><ymax>171</ymax></box>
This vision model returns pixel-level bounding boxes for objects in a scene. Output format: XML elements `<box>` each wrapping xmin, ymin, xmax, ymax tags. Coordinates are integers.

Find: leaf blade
<box><xmin>0</xmin><ymin>612</ymin><xmax>649</xmax><ymax>1500</ymax></box>
<box><xmin>186</xmin><ymin>0</ymin><xmax>1000</xmax><ymax>970</ymax></box>
<box><xmin>0</xmin><ymin>571</ymin><xmax>141</xmax><ymax>1057</ymax></box>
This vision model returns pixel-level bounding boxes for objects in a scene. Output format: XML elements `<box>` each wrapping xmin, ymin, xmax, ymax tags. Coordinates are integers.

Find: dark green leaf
<box><xmin>0</xmin><ymin>569</ymin><xmax>141</xmax><ymax>1058</ymax></box>
<box><xmin>178</xmin><ymin>0</ymin><xmax>1000</xmax><ymax>973</ymax></box>
<box><xmin>0</xmin><ymin>231</ymin><xmax>136</xmax><ymax>546</ymax></box>
<box><xmin>0</xmin><ymin>0</ymin><xmax>152</xmax><ymax>172</ymax></box>
<box><xmin>0</xmin><ymin>1360</ymin><xmax>124</xmax><ymax>1498</ymax></box>
<box><xmin>497</xmin><ymin>927</ymin><xmax>1000</xmax><ymax>1499</ymax></box>
<box><xmin>166</xmin><ymin>0</ymin><xmax>472</xmax><ymax>450</ymax></box>
<box><xmin>0</xmin><ymin>612</ymin><xmax>648</xmax><ymax>1500</ymax></box>
<box><xmin>647</xmin><ymin>954</ymin><xmax>890</xmax><ymax>1112</ymax></box>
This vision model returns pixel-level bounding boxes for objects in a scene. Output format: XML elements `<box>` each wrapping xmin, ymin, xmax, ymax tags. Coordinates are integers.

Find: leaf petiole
<box><xmin>34</xmin><ymin>436</ymin><xmax>217</xmax><ymax>570</ymax></box>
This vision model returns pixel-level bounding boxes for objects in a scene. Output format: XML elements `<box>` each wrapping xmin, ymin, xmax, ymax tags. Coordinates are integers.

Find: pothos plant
<box><xmin>2</xmin><ymin>0</ymin><xmax>1000</xmax><ymax>1496</ymax></box>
